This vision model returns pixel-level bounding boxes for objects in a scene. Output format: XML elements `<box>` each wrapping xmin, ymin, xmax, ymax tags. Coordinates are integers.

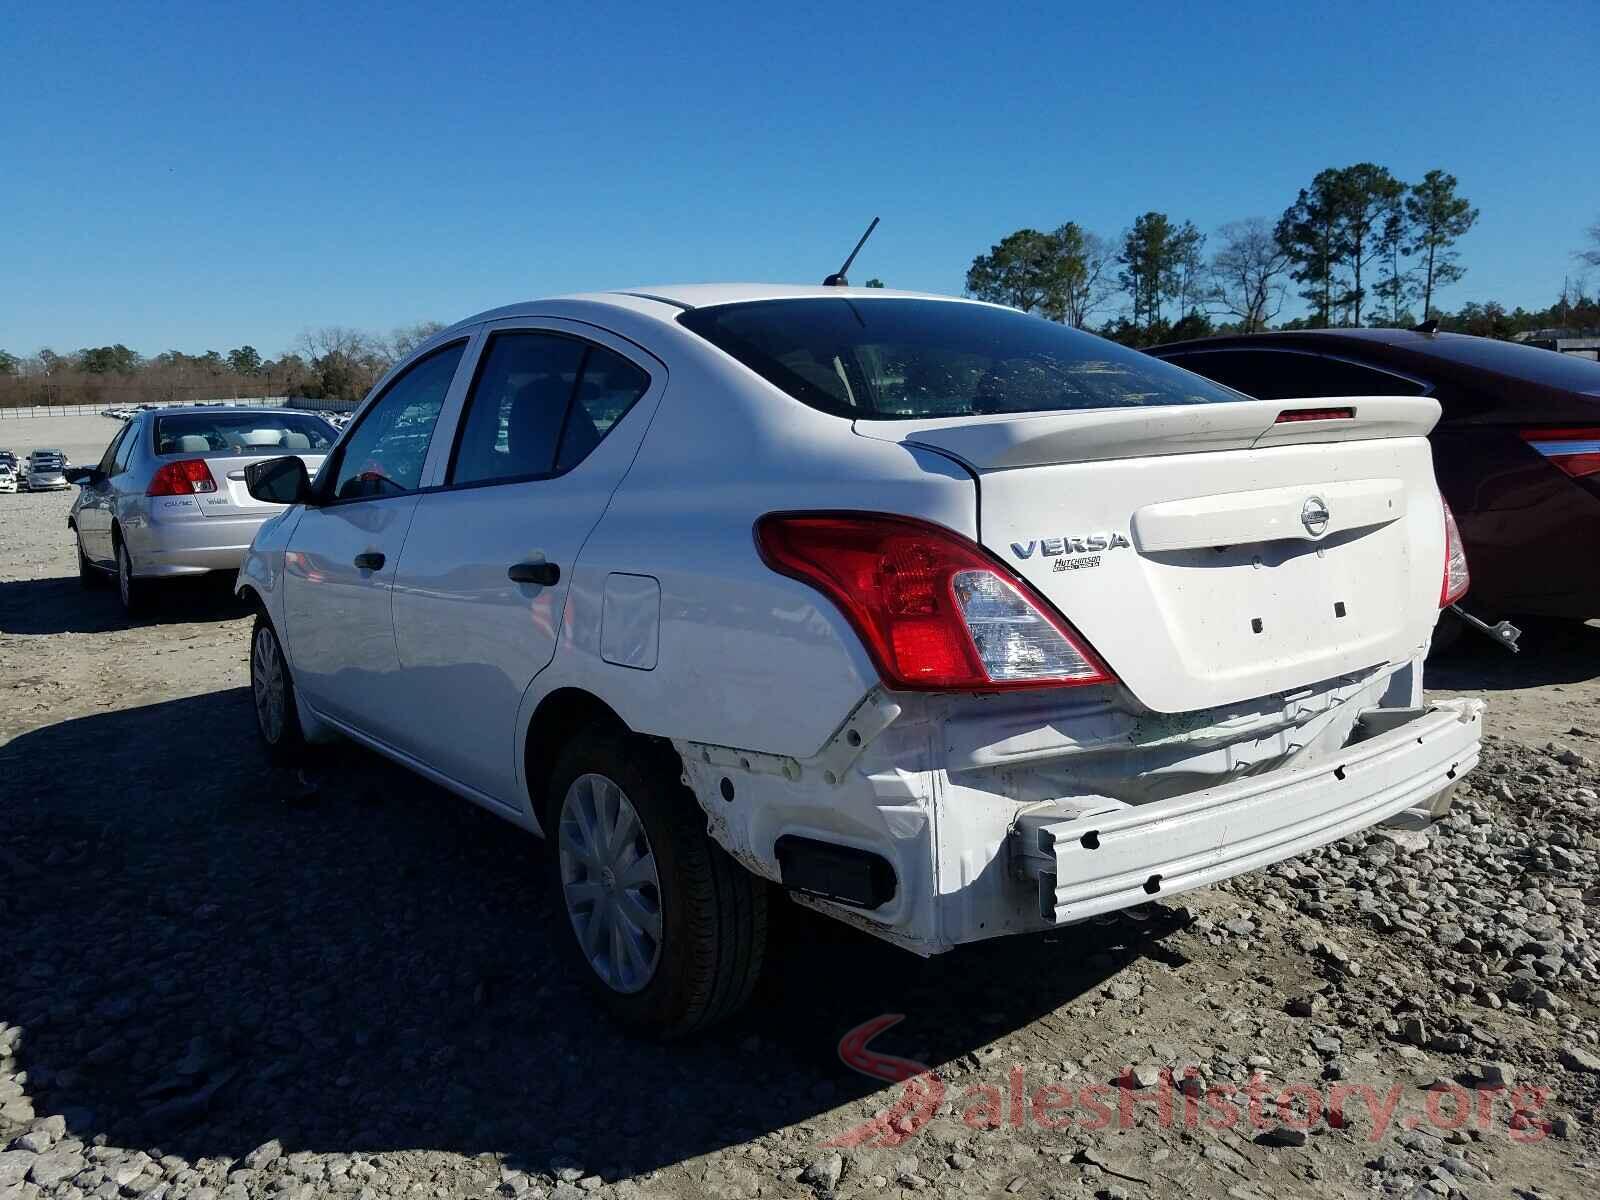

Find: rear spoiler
<box><xmin>855</xmin><ymin>396</ymin><xmax>1441</xmax><ymax>471</ymax></box>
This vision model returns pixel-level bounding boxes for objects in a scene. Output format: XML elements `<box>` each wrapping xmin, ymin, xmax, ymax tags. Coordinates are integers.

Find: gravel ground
<box><xmin>1</xmin><ymin>413</ymin><xmax>1597</xmax><ymax>1200</ymax></box>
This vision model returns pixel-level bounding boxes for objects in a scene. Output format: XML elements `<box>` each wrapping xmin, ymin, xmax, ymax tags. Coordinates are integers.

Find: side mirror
<box><xmin>245</xmin><ymin>456</ymin><xmax>313</xmax><ymax>506</ymax></box>
<box><xmin>64</xmin><ymin>467</ymin><xmax>105</xmax><ymax>487</ymax></box>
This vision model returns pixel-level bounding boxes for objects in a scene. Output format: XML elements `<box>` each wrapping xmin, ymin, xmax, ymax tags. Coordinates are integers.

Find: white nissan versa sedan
<box><xmin>237</xmin><ymin>285</ymin><xmax>1483</xmax><ymax>1035</ymax></box>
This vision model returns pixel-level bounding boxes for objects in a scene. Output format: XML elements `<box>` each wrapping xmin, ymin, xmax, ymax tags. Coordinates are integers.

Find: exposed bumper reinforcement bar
<box><xmin>1011</xmin><ymin>698</ymin><xmax>1483</xmax><ymax>922</ymax></box>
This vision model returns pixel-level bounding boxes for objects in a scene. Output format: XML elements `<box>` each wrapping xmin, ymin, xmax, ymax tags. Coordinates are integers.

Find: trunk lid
<box><xmin>187</xmin><ymin>452</ymin><xmax>328</xmax><ymax>516</ymax></box>
<box><xmin>857</xmin><ymin>396</ymin><xmax>1446</xmax><ymax>713</ymax></box>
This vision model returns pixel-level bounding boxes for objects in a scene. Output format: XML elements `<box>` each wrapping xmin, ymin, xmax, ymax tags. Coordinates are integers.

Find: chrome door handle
<box><xmin>507</xmin><ymin>561</ymin><xmax>560</xmax><ymax>586</ymax></box>
<box><xmin>353</xmin><ymin>552</ymin><xmax>385</xmax><ymax>571</ymax></box>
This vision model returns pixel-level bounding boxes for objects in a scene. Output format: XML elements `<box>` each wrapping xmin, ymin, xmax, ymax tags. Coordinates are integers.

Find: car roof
<box><xmin>1152</xmin><ymin>328</ymin><xmax>1600</xmax><ymax>391</ymax></box>
<box><xmin>447</xmin><ymin>283</ymin><xmax>986</xmax><ymax>331</ymax></box>
<box><xmin>145</xmin><ymin>406</ymin><xmax>334</xmax><ymax>417</ymax></box>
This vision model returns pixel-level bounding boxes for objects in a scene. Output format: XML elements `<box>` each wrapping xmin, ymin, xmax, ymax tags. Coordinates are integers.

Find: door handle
<box><xmin>508</xmin><ymin>561</ymin><xmax>560</xmax><ymax>586</ymax></box>
<box><xmin>353</xmin><ymin>551</ymin><xmax>386</xmax><ymax>571</ymax></box>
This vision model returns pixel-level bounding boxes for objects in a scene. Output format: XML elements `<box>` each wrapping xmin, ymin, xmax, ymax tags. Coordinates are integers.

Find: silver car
<box><xmin>24</xmin><ymin>449</ymin><xmax>71</xmax><ymax>491</ymax></box>
<box><xmin>67</xmin><ymin>406</ymin><xmax>337</xmax><ymax>612</ymax></box>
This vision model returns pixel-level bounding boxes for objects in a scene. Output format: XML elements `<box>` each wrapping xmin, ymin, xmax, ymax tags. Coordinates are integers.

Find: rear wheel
<box><xmin>251</xmin><ymin>615</ymin><xmax>308</xmax><ymax>763</ymax></box>
<box><xmin>116</xmin><ymin>538</ymin><xmax>148</xmax><ymax>616</ymax></box>
<box><xmin>546</xmin><ymin>730</ymin><xmax>767</xmax><ymax>1037</ymax></box>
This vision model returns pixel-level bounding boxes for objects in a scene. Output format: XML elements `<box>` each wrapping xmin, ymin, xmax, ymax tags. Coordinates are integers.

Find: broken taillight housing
<box><xmin>147</xmin><ymin>459</ymin><xmax>218</xmax><ymax>496</ymax></box>
<box><xmin>1440</xmin><ymin>498</ymin><xmax>1470</xmax><ymax>607</ymax></box>
<box><xmin>755</xmin><ymin>512</ymin><xmax>1115</xmax><ymax>691</ymax></box>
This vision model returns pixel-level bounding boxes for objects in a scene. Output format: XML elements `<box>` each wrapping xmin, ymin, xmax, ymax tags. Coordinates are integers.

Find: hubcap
<box><xmin>558</xmin><ymin>773</ymin><xmax>662</xmax><ymax>994</ymax></box>
<box><xmin>252</xmin><ymin>628</ymin><xmax>287</xmax><ymax>743</ymax></box>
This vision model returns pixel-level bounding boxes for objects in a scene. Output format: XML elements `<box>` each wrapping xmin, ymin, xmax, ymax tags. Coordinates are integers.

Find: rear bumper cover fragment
<box><xmin>1011</xmin><ymin>698</ymin><xmax>1483</xmax><ymax>922</ymax></box>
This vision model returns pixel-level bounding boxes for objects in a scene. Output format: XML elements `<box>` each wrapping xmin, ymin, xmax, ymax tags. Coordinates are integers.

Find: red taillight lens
<box><xmin>1440</xmin><ymin>498</ymin><xmax>1469</xmax><ymax>607</ymax></box>
<box><xmin>1520</xmin><ymin>427</ymin><xmax>1600</xmax><ymax>479</ymax></box>
<box><xmin>1275</xmin><ymin>406</ymin><xmax>1355</xmax><ymax>423</ymax></box>
<box><xmin>755</xmin><ymin>513</ymin><xmax>1115</xmax><ymax>691</ymax></box>
<box><xmin>147</xmin><ymin>459</ymin><xmax>218</xmax><ymax>497</ymax></box>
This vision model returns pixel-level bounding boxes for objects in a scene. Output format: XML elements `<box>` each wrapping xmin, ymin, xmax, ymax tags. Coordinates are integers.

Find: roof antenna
<box><xmin>823</xmin><ymin>217</ymin><xmax>880</xmax><ymax>287</ymax></box>
<box><xmin>1412</xmin><ymin>317</ymin><xmax>1439</xmax><ymax>334</ymax></box>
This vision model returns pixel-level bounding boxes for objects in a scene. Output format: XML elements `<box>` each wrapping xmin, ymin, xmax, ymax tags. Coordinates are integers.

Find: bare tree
<box><xmin>1056</xmin><ymin>225</ymin><xmax>1116</xmax><ymax>329</ymax></box>
<box><xmin>386</xmin><ymin>320</ymin><xmax>448</xmax><ymax>365</ymax></box>
<box><xmin>298</xmin><ymin>326</ymin><xmax>375</xmax><ymax>363</ymax></box>
<box><xmin>1209</xmin><ymin>218</ymin><xmax>1291</xmax><ymax>333</ymax></box>
<box><xmin>1579</xmin><ymin>219</ymin><xmax>1600</xmax><ymax>269</ymax></box>
<box><xmin>298</xmin><ymin>327</ymin><xmax>383</xmax><ymax>402</ymax></box>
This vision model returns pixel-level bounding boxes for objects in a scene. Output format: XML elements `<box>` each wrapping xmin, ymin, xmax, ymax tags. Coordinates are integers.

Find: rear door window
<box><xmin>112</xmin><ymin>423</ymin><xmax>138</xmax><ymax>473</ymax></box>
<box><xmin>98</xmin><ymin>425</ymin><xmax>129</xmax><ymax>474</ymax></box>
<box><xmin>678</xmin><ymin>298</ymin><xmax>1242</xmax><ymax>419</ymax></box>
<box><xmin>449</xmin><ymin>333</ymin><xmax>651</xmax><ymax>486</ymax></box>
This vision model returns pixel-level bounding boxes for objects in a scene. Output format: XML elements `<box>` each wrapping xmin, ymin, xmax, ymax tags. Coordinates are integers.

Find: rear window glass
<box><xmin>154</xmin><ymin>412</ymin><xmax>338</xmax><ymax>455</ymax></box>
<box><xmin>1418</xmin><ymin>334</ymin><xmax>1600</xmax><ymax>393</ymax></box>
<box><xmin>677</xmin><ymin>298</ymin><xmax>1243</xmax><ymax>419</ymax></box>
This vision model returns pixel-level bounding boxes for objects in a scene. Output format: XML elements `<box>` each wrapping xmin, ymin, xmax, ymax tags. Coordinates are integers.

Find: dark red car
<box><xmin>1149</xmin><ymin>329</ymin><xmax>1600</xmax><ymax>631</ymax></box>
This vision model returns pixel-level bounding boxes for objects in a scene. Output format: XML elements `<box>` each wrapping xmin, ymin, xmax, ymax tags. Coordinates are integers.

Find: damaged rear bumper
<box><xmin>1009</xmin><ymin>698</ymin><xmax>1483</xmax><ymax>923</ymax></box>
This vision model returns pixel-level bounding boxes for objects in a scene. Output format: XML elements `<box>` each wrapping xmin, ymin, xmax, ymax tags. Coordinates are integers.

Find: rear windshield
<box><xmin>677</xmin><ymin>298</ymin><xmax>1242</xmax><ymax>419</ymax></box>
<box><xmin>154</xmin><ymin>412</ymin><xmax>338</xmax><ymax>455</ymax></box>
<box><xmin>1419</xmin><ymin>334</ymin><xmax>1600</xmax><ymax>394</ymax></box>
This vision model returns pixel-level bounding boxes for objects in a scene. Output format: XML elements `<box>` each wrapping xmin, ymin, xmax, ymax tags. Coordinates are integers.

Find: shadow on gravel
<box><xmin>0</xmin><ymin>690</ymin><xmax>1186</xmax><ymax>1178</ymax></box>
<box><xmin>0</xmin><ymin>573</ymin><xmax>247</xmax><ymax>635</ymax></box>
<box><xmin>1428</xmin><ymin>617</ymin><xmax>1600</xmax><ymax>693</ymax></box>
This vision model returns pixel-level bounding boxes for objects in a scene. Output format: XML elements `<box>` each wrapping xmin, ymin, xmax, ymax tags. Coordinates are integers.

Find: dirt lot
<box><xmin>1</xmin><ymin>412</ymin><xmax>1598</xmax><ymax>1200</ymax></box>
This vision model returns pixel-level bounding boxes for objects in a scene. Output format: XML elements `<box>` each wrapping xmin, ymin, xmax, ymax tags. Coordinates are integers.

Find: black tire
<box><xmin>115</xmin><ymin>536</ymin><xmax>148</xmax><ymax>616</ymax></box>
<box><xmin>250</xmin><ymin>615</ymin><xmax>309</xmax><ymax>764</ymax></box>
<box><xmin>76</xmin><ymin>530</ymin><xmax>108</xmax><ymax>589</ymax></box>
<box><xmin>545</xmin><ymin>730</ymin><xmax>767</xmax><ymax>1038</ymax></box>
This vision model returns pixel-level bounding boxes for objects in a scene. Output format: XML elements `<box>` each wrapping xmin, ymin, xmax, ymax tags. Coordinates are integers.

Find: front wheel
<box><xmin>546</xmin><ymin>731</ymin><xmax>767</xmax><ymax>1038</ymax></box>
<box><xmin>251</xmin><ymin>616</ymin><xmax>308</xmax><ymax>763</ymax></box>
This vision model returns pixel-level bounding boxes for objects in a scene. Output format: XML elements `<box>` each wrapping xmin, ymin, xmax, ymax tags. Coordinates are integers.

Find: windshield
<box><xmin>677</xmin><ymin>298</ymin><xmax>1243</xmax><ymax>419</ymax></box>
<box><xmin>154</xmin><ymin>412</ymin><xmax>338</xmax><ymax>455</ymax></box>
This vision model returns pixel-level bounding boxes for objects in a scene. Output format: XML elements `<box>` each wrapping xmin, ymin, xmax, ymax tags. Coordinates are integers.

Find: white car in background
<box><xmin>0</xmin><ymin>463</ymin><xmax>16</xmax><ymax>494</ymax></box>
<box><xmin>237</xmin><ymin>284</ymin><xmax>1483</xmax><ymax>1036</ymax></box>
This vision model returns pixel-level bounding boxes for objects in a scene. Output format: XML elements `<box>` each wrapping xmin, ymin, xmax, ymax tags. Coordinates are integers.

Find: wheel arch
<box><xmin>522</xmin><ymin>687</ymin><xmax>633</xmax><ymax>834</ymax></box>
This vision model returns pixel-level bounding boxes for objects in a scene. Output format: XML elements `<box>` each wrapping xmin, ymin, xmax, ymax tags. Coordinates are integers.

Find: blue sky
<box><xmin>4</xmin><ymin>0</ymin><xmax>1596</xmax><ymax>358</ymax></box>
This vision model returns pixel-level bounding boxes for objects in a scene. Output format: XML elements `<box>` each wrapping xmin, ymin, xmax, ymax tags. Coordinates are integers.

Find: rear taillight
<box><xmin>1520</xmin><ymin>427</ymin><xmax>1600</xmax><ymax>479</ymax></box>
<box><xmin>755</xmin><ymin>513</ymin><xmax>1115</xmax><ymax>691</ymax></box>
<box><xmin>147</xmin><ymin>459</ymin><xmax>218</xmax><ymax>497</ymax></box>
<box><xmin>1440</xmin><ymin>498</ymin><xmax>1469</xmax><ymax>607</ymax></box>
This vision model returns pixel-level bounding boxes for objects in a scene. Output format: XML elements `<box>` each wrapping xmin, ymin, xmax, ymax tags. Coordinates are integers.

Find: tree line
<box><xmin>965</xmin><ymin>166</ymin><xmax>1600</xmax><ymax>347</ymax></box>
<box><xmin>0</xmin><ymin>322</ymin><xmax>445</xmax><ymax>411</ymax></box>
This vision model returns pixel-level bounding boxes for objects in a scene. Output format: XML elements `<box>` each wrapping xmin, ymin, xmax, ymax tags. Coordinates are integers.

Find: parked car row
<box><xmin>1</xmin><ymin>447</ymin><xmax>75</xmax><ymax>493</ymax></box>
<box><xmin>101</xmin><ymin>403</ymin><xmax>159</xmax><ymax>421</ymax></box>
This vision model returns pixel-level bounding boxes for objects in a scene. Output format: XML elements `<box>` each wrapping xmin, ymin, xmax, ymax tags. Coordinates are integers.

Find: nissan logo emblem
<box><xmin>1301</xmin><ymin>495</ymin><xmax>1331</xmax><ymax>537</ymax></box>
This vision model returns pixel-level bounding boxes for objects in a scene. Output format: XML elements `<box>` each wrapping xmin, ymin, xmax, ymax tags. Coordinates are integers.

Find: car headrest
<box><xmin>282</xmin><ymin>431</ymin><xmax>310</xmax><ymax>450</ymax></box>
<box><xmin>241</xmin><ymin>429</ymin><xmax>284</xmax><ymax>447</ymax></box>
<box><xmin>177</xmin><ymin>435</ymin><xmax>212</xmax><ymax>453</ymax></box>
